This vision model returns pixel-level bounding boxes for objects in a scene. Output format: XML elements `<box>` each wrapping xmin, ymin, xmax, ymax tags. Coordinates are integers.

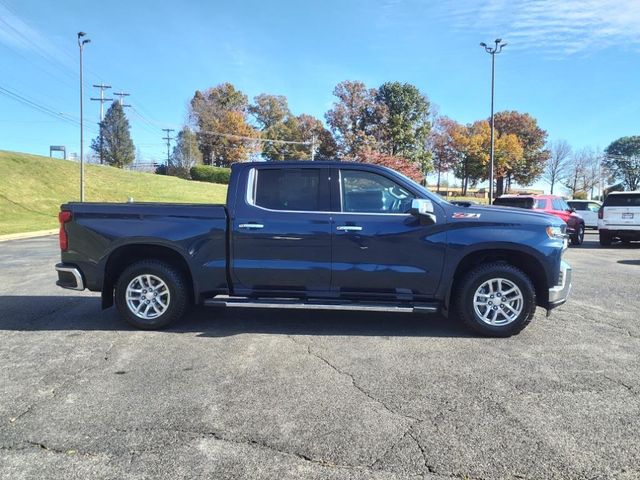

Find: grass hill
<box><xmin>0</xmin><ymin>150</ymin><xmax>228</xmax><ymax>235</ymax></box>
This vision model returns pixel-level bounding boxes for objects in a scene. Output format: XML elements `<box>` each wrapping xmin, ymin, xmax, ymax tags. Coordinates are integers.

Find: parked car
<box><xmin>598</xmin><ymin>191</ymin><xmax>640</xmax><ymax>245</ymax></box>
<box><xmin>55</xmin><ymin>161</ymin><xmax>572</xmax><ymax>337</ymax></box>
<box><xmin>450</xmin><ymin>200</ymin><xmax>480</xmax><ymax>207</ymax></box>
<box><xmin>567</xmin><ymin>200</ymin><xmax>601</xmax><ymax>229</ymax></box>
<box><xmin>493</xmin><ymin>194</ymin><xmax>586</xmax><ymax>246</ymax></box>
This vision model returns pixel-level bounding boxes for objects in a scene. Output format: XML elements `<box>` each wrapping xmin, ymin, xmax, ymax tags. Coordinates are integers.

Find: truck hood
<box><xmin>445</xmin><ymin>204</ymin><xmax>565</xmax><ymax>227</ymax></box>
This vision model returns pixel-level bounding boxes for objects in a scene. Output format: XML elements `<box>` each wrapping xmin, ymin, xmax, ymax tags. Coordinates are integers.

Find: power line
<box><xmin>0</xmin><ymin>84</ymin><xmax>97</xmax><ymax>133</ymax></box>
<box><xmin>113</xmin><ymin>91</ymin><xmax>131</xmax><ymax>107</ymax></box>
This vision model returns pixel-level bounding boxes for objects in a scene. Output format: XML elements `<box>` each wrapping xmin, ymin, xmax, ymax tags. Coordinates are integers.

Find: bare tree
<box><xmin>543</xmin><ymin>140</ymin><xmax>571</xmax><ymax>194</ymax></box>
<box><xmin>564</xmin><ymin>147</ymin><xmax>600</xmax><ymax>198</ymax></box>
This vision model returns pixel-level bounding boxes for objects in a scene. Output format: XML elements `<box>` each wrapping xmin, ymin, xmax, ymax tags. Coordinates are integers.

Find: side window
<box><xmin>570</xmin><ymin>202</ymin><xmax>586</xmax><ymax>211</ymax></box>
<box><xmin>534</xmin><ymin>199</ymin><xmax>548</xmax><ymax>209</ymax></box>
<box><xmin>254</xmin><ymin>168</ymin><xmax>322</xmax><ymax>211</ymax></box>
<box><xmin>552</xmin><ymin>199</ymin><xmax>565</xmax><ymax>211</ymax></box>
<box><xmin>340</xmin><ymin>170</ymin><xmax>414</xmax><ymax>214</ymax></box>
<box><xmin>588</xmin><ymin>203</ymin><xmax>600</xmax><ymax>212</ymax></box>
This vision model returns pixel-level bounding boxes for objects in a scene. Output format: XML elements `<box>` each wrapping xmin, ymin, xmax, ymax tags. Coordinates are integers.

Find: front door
<box><xmin>330</xmin><ymin>167</ymin><xmax>445</xmax><ymax>300</ymax></box>
<box><xmin>231</xmin><ymin>166</ymin><xmax>332</xmax><ymax>296</ymax></box>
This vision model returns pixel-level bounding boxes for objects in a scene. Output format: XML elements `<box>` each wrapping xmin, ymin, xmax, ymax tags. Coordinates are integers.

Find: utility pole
<box><xmin>480</xmin><ymin>38</ymin><xmax>507</xmax><ymax>204</ymax></box>
<box><xmin>113</xmin><ymin>91</ymin><xmax>131</xmax><ymax>107</ymax></box>
<box><xmin>90</xmin><ymin>83</ymin><xmax>112</xmax><ymax>164</ymax></box>
<box><xmin>77</xmin><ymin>32</ymin><xmax>91</xmax><ymax>202</ymax></box>
<box><xmin>162</xmin><ymin>128</ymin><xmax>175</xmax><ymax>168</ymax></box>
<box><xmin>311</xmin><ymin>134</ymin><xmax>316</xmax><ymax>161</ymax></box>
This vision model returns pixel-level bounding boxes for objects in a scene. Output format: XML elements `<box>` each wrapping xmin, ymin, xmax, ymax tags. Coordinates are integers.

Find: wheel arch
<box><xmin>445</xmin><ymin>248</ymin><xmax>548</xmax><ymax>311</ymax></box>
<box><xmin>101</xmin><ymin>244</ymin><xmax>195</xmax><ymax>309</ymax></box>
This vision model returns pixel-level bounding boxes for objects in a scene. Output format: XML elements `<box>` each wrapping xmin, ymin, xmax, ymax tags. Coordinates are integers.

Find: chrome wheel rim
<box><xmin>126</xmin><ymin>274</ymin><xmax>170</xmax><ymax>320</ymax></box>
<box><xmin>473</xmin><ymin>278</ymin><xmax>523</xmax><ymax>326</ymax></box>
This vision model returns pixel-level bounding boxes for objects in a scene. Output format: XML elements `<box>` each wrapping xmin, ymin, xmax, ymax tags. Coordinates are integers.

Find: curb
<box><xmin>0</xmin><ymin>229</ymin><xmax>58</xmax><ymax>242</ymax></box>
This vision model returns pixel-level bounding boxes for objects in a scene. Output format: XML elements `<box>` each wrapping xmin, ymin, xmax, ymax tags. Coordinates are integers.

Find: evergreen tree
<box><xmin>91</xmin><ymin>102</ymin><xmax>135</xmax><ymax>168</ymax></box>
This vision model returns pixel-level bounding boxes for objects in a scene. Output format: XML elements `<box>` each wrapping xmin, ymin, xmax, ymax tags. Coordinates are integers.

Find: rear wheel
<box><xmin>599</xmin><ymin>231</ymin><xmax>612</xmax><ymax>246</ymax></box>
<box><xmin>571</xmin><ymin>224</ymin><xmax>585</xmax><ymax>246</ymax></box>
<box><xmin>455</xmin><ymin>263</ymin><xmax>536</xmax><ymax>337</ymax></box>
<box><xmin>115</xmin><ymin>260</ymin><xmax>188</xmax><ymax>329</ymax></box>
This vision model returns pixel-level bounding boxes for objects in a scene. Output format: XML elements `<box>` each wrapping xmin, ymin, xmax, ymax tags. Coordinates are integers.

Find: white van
<box><xmin>598</xmin><ymin>192</ymin><xmax>640</xmax><ymax>245</ymax></box>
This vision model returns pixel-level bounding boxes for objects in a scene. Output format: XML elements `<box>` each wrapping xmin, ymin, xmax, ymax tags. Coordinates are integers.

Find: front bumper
<box><xmin>55</xmin><ymin>263</ymin><xmax>85</xmax><ymax>291</ymax></box>
<box><xmin>548</xmin><ymin>260</ymin><xmax>572</xmax><ymax>307</ymax></box>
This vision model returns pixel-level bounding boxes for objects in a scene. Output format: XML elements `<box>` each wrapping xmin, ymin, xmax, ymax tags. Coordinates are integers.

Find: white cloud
<box><xmin>0</xmin><ymin>2</ymin><xmax>74</xmax><ymax>69</ymax></box>
<box><xmin>438</xmin><ymin>0</ymin><xmax>640</xmax><ymax>55</ymax></box>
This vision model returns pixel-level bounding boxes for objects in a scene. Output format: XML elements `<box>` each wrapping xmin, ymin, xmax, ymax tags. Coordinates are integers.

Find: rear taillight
<box><xmin>59</xmin><ymin>210</ymin><xmax>72</xmax><ymax>251</ymax></box>
<box><xmin>598</xmin><ymin>207</ymin><xmax>603</xmax><ymax>219</ymax></box>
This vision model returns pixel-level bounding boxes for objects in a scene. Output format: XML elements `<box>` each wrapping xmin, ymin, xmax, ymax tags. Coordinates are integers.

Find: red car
<box><xmin>493</xmin><ymin>194</ymin><xmax>586</xmax><ymax>245</ymax></box>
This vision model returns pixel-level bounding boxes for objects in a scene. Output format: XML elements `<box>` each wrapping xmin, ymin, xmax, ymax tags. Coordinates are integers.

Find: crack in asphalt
<box><xmin>286</xmin><ymin>335</ymin><xmax>454</xmax><ymax>477</ymax></box>
<box><xmin>7</xmin><ymin>336</ymin><xmax>119</xmax><ymax>425</ymax></box>
<box><xmin>110</xmin><ymin>425</ymin><xmax>418</xmax><ymax>475</ymax></box>
<box><xmin>408</xmin><ymin>431</ymin><xmax>437</xmax><ymax>475</ymax></box>
<box><xmin>603</xmin><ymin>375</ymin><xmax>637</xmax><ymax>394</ymax></box>
<box><xmin>287</xmin><ymin>335</ymin><xmax>421</xmax><ymax>423</ymax></box>
<box><xmin>560</xmin><ymin>309</ymin><xmax>640</xmax><ymax>340</ymax></box>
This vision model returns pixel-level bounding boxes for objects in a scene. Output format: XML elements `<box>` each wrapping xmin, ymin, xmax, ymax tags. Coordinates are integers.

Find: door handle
<box><xmin>336</xmin><ymin>225</ymin><xmax>362</xmax><ymax>232</ymax></box>
<box><xmin>239</xmin><ymin>223</ymin><xmax>264</xmax><ymax>229</ymax></box>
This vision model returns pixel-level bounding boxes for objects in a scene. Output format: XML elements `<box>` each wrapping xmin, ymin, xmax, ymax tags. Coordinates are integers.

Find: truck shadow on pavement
<box><xmin>0</xmin><ymin>296</ymin><xmax>474</xmax><ymax>338</ymax></box>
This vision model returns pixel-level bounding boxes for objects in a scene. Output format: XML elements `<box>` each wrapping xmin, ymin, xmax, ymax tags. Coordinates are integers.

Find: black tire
<box><xmin>571</xmin><ymin>224</ymin><xmax>585</xmax><ymax>246</ymax></box>
<box><xmin>599</xmin><ymin>231</ymin><xmax>612</xmax><ymax>246</ymax></box>
<box><xmin>115</xmin><ymin>260</ymin><xmax>188</xmax><ymax>329</ymax></box>
<box><xmin>455</xmin><ymin>263</ymin><xmax>537</xmax><ymax>337</ymax></box>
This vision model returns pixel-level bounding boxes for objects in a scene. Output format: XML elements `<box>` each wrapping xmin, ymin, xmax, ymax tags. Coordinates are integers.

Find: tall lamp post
<box><xmin>77</xmin><ymin>32</ymin><xmax>91</xmax><ymax>202</ymax></box>
<box><xmin>480</xmin><ymin>38</ymin><xmax>506</xmax><ymax>203</ymax></box>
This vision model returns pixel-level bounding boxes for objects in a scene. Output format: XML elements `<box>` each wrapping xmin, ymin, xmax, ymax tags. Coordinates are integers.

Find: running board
<box><xmin>204</xmin><ymin>296</ymin><xmax>438</xmax><ymax>314</ymax></box>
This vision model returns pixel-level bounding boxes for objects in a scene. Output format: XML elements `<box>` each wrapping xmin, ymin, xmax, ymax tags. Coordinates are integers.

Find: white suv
<box><xmin>598</xmin><ymin>191</ymin><xmax>640</xmax><ymax>245</ymax></box>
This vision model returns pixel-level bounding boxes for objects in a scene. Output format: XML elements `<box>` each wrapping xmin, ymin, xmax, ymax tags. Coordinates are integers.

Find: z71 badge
<box><xmin>452</xmin><ymin>212</ymin><xmax>481</xmax><ymax>219</ymax></box>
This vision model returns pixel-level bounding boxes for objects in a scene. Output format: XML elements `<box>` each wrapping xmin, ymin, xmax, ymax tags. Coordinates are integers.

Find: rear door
<box><xmin>329</xmin><ymin>167</ymin><xmax>446</xmax><ymax>300</ymax></box>
<box><xmin>230</xmin><ymin>166</ymin><xmax>332</xmax><ymax>295</ymax></box>
<box><xmin>603</xmin><ymin>193</ymin><xmax>640</xmax><ymax>227</ymax></box>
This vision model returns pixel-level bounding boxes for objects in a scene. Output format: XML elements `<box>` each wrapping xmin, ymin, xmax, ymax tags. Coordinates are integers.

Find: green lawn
<box><xmin>0</xmin><ymin>150</ymin><xmax>228</xmax><ymax>235</ymax></box>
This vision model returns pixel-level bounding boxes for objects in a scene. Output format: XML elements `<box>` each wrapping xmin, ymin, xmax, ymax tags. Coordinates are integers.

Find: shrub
<box><xmin>190</xmin><ymin>165</ymin><xmax>231</xmax><ymax>184</ymax></box>
<box><xmin>573</xmin><ymin>190</ymin><xmax>588</xmax><ymax>200</ymax></box>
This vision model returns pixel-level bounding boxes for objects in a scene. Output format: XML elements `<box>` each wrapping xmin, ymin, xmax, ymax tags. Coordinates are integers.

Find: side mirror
<box><xmin>410</xmin><ymin>199</ymin><xmax>437</xmax><ymax>224</ymax></box>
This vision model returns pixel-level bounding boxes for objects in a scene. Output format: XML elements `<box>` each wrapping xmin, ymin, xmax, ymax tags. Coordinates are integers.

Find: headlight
<box><xmin>546</xmin><ymin>226</ymin><xmax>565</xmax><ymax>240</ymax></box>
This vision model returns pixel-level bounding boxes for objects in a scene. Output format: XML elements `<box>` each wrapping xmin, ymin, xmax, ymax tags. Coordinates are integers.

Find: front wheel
<box><xmin>455</xmin><ymin>263</ymin><xmax>537</xmax><ymax>337</ymax></box>
<box><xmin>115</xmin><ymin>260</ymin><xmax>188</xmax><ymax>329</ymax></box>
<box><xmin>571</xmin><ymin>224</ymin><xmax>585</xmax><ymax>246</ymax></box>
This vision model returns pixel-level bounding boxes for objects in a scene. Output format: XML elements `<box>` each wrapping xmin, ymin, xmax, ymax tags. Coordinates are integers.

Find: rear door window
<box><xmin>604</xmin><ymin>194</ymin><xmax>640</xmax><ymax>207</ymax></box>
<box><xmin>254</xmin><ymin>168</ymin><xmax>326</xmax><ymax>212</ymax></box>
<box><xmin>534</xmin><ymin>199</ymin><xmax>548</xmax><ymax>209</ymax></box>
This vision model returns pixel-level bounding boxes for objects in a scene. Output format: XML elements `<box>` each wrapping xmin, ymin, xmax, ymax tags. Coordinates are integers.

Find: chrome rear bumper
<box><xmin>55</xmin><ymin>263</ymin><xmax>85</xmax><ymax>291</ymax></box>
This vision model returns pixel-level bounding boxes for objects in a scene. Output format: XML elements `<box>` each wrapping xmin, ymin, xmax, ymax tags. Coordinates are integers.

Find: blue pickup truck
<box><xmin>55</xmin><ymin>161</ymin><xmax>572</xmax><ymax>336</ymax></box>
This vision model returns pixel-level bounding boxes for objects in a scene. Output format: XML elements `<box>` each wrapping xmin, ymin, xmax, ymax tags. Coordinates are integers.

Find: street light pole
<box><xmin>480</xmin><ymin>38</ymin><xmax>506</xmax><ymax>203</ymax></box>
<box><xmin>78</xmin><ymin>32</ymin><xmax>91</xmax><ymax>202</ymax></box>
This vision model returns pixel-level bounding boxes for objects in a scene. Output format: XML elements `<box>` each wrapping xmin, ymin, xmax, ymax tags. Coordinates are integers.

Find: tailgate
<box><xmin>604</xmin><ymin>206</ymin><xmax>640</xmax><ymax>226</ymax></box>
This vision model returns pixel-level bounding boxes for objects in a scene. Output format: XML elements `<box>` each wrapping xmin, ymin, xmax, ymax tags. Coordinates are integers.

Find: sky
<box><xmin>1</xmin><ymin>0</ymin><xmax>639</xmax><ymax>191</ymax></box>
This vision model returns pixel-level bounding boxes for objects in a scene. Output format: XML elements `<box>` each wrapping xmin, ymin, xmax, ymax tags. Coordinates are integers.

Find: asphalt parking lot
<box><xmin>0</xmin><ymin>233</ymin><xmax>639</xmax><ymax>480</ymax></box>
